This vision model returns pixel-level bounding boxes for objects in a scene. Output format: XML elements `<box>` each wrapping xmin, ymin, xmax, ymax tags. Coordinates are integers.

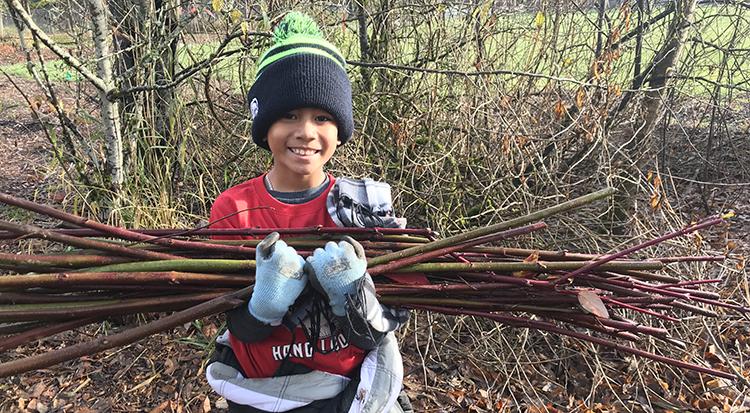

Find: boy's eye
<box><xmin>282</xmin><ymin>112</ymin><xmax>297</xmax><ymax>120</ymax></box>
<box><xmin>316</xmin><ymin>115</ymin><xmax>334</xmax><ymax>122</ymax></box>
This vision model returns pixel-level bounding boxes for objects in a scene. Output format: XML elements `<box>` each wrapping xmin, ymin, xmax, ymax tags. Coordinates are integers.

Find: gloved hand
<box><xmin>305</xmin><ymin>236</ymin><xmax>368</xmax><ymax>316</ymax></box>
<box><xmin>249</xmin><ymin>232</ymin><xmax>307</xmax><ymax>325</ymax></box>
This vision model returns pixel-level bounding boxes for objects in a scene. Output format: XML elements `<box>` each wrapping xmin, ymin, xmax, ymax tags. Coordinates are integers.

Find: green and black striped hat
<box><xmin>248</xmin><ymin>12</ymin><xmax>353</xmax><ymax>150</ymax></box>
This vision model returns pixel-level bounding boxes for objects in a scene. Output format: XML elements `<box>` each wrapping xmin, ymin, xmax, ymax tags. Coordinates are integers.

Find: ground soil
<box><xmin>0</xmin><ymin>44</ymin><xmax>749</xmax><ymax>412</ymax></box>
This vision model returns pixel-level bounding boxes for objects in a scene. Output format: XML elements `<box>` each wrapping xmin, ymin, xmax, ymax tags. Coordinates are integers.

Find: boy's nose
<box><xmin>296</xmin><ymin>120</ymin><xmax>317</xmax><ymax>140</ymax></box>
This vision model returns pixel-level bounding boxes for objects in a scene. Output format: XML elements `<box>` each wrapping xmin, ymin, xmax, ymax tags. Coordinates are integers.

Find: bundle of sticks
<box><xmin>0</xmin><ymin>188</ymin><xmax>744</xmax><ymax>380</ymax></box>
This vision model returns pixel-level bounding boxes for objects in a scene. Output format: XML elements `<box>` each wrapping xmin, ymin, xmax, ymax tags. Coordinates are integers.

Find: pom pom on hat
<box><xmin>273</xmin><ymin>12</ymin><xmax>322</xmax><ymax>42</ymax></box>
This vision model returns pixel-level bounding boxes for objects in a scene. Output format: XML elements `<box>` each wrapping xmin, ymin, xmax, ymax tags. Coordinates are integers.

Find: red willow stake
<box><xmin>411</xmin><ymin>305</ymin><xmax>736</xmax><ymax>380</ymax></box>
<box><xmin>368</xmin><ymin>222</ymin><xmax>547</xmax><ymax>275</ymax></box>
<box><xmin>0</xmin><ymin>220</ymin><xmax>180</xmax><ymax>261</ymax></box>
<box><xmin>0</xmin><ymin>252</ymin><xmax>132</xmax><ymax>270</ymax></box>
<box><xmin>369</xmin><ymin>188</ymin><xmax>616</xmax><ymax>267</ymax></box>
<box><xmin>656</xmin><ymin>279</ymin><xmax>722</xmax><ymax>288</ymax></box>
<box><xmin>574</xmin><ymin>273</ymin><xmax>742</xmax><ymax>314</ymax></box>
<box><xmin>0</xmin><ymin>317</ymin><xmax>102</xmax><ymax>352</ymax></box>
<box><xmin>0</xmin><ymin>286</ymin><xmax>253</xmax><ymax>378</ymax></box>
<box><xmin>0</xmin><ymin>188</ymin><xmax>744</xmax><ymax>382</ymax></box>
<box><xmin>0</xmin><ymin>271</ymin><xmax>250</xmax><ymax>289</ymax></box>
<box><xmin>0</xmin><ymin>292</ymin><xmax>225</xmax><ymax>322</ymax></box>
<box><xmin>0</xmin><ymin>225</ymin><xmax>436</xmax><ymax>240</ymax></box>
<box><xmin>0</xmin><ymin>192</ymin><xmax>258</xmax><ymax>257</ymax></box>
<box><xmin>601</xmin><ymin>297</ymin><xmax>679</xmax><ymax>322</ymax></box>
<box><xmin>656</xmin><ymin>256</ymin><xmax>724</xmax><ymax>263</ymax></box>
<box><xmin>553</xmin><ymin>216</ymin><xmax>724</xmax><ymax>286</ymax></box>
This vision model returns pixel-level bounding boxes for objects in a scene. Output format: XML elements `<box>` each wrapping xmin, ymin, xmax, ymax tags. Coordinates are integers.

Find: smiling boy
<box><xmin>264</xmin><ymin>108</ymin><xmax>339</xmax><ymax>191</ymax></box>
<box><xmin>205</xmin><ymin>12</ymin><xmax>412</xmax><ymax>413</ymax></box>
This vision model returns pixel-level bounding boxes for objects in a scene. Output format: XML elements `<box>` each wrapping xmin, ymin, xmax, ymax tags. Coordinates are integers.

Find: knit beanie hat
<box><xmin>248</xmin><ymin>12</ymin><xmax>354</xmax><ymax>150</ymax></box>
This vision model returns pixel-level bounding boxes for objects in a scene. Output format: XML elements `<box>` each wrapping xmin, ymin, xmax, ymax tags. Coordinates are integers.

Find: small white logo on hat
<box><xmin>250</xmin><ymin>98</ymin><xmax>259</xmax><ymax>119</ymax></box>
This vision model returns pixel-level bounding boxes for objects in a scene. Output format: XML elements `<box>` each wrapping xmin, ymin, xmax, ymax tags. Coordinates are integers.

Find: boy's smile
<box><xmin>265</xmin><ymin>107</ymin><xmax>340</xmax><ymax>192</ymax></box>
<box><xmin>289</xmin><ymin>147</ymin><xmax>321</xmax><ymax>156</ymax></box>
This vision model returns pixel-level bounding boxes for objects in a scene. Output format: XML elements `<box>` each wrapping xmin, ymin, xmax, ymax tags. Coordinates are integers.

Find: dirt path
<box><xmin>0</xmin><ymin>78</ymin><xmax>54</xmax><ymax>197</ymax></box>
<box><xmin>0</xmin><ymin>76</ymin><xmax>60</xmax><ymax>254</ymax></box>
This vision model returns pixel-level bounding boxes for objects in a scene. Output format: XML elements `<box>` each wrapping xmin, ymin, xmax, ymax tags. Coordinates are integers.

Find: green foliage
<box><xmin>177</xmin><ymin>319</ymin><xmax>226</xmax><ymax>351</ymax></box>
<box><xmin>0</xmin><ymin>205</ymin><xmax>34</xmax><ymax>223</ymax></box>
<box><xmin>0</xmin><ymin>59</ymin><xmax>77</xmax><ymax>81</ymax></box>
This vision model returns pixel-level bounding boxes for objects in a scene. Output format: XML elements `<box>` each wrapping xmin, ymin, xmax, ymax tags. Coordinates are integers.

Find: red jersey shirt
<box><xmin>209</xmin><ymin>174</ymin><xmax>337</xmax><ymax>236</ymax></box>
<box><xmin>209</xmin><ymin>174</ymin><xmax>366</xmax><ymax>378</ymax></box>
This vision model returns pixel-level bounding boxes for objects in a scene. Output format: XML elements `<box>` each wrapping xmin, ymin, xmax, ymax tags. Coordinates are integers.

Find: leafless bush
<box><xmin>3</xmin><ymin>0</ymin><xmax>749</xmax><ymax>408</ymax></box>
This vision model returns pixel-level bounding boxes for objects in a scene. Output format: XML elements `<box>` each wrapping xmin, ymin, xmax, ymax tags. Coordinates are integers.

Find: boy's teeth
<box><xmin>291</xmin><ymin>148</ymin><xmax>317</xmax><ymax>156</ymax></box>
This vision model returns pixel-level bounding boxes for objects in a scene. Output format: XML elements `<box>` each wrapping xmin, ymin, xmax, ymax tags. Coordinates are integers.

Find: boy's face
<box><xmin>265</xmin><ymin>107</ymin><xmax>340</xmax><ymax>189</ymax></box>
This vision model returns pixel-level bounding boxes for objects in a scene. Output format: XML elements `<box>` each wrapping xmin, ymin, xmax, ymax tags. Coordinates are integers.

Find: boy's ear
<box><xmin>337</xmin><ymin>139</ymin><xmax>342</xmax><ymax>146</ymax></box>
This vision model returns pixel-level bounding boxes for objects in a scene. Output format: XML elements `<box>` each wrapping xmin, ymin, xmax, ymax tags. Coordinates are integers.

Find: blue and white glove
<box><xmin>305</xmin><ymin>236</ymin><xmax>368</xmax><ymax>316</ymax></box>
<box><xmin>249</xmin><ymin>232</ymin><xmax>307</xmax><ymax>325</ymax></box>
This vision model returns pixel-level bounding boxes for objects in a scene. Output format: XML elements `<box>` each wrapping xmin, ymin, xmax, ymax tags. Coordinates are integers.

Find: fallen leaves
<box><xmin>534</xmin><ymin>11</ymin><xmax>545</xmax><ymax>28</ymax></box>
<box><xmin>513</xmin><ymin>251</ymin><xmax>541</xmax><ymax>278</ymax></box>
<box><xmin>526</xmin><ymin>403</ymin><xmax>562</xmax><ymax>413</ymax></box>
<box><xmin>577</xmin><ymin>290</ymin><xmax>609</xmax><ymax>319</ymax></box>
<box><xmin>127</xmin><ymin>372</ymin><xmax>161</xmax><ymax>393</ymax></box>
<box><xmin>575</xmin><ymin>88</ymin><xmax>587</xmax><ymax>108</ymax></box>
<box><xmin>647</xmin><ymin>171</ymin><xmax>666</xmax><ymax>210</ymax></box>
<box><xmin>148</xmin><ymin>401</ymin><xmax>170</xmax><ymax>413</ymax></box>
<box><xmin>0</xmin><ymin>320</ymin><xmax>224</xmax><ymax>412</ymax></box>
<box><xmin>25</xmin><ymin>399</ymin><xmax>48</xmax><ymax>413</ymax></box>
<box><xmin>554</xmin><ymin>101</ymin><xmax>567</xmax><ymax>120</ymax></box>
<box><xmin>736</xmin><ymin>255</ymin><xmax>746</xmax><ymax>271</ymax></box>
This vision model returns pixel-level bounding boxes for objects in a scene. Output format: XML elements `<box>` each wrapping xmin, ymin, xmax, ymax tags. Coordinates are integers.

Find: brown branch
<box><xmin>0</xmin><ymin>317</ymin><xmax>102</xmax><ymax>352</ymax></box>
<box><xmin>0</xmin><ymin>292</ymin><xmax>224</xmax><ymax>321</ymax></box>
<box><xmin>0</xmin><ymin>192</ymin><xmax>256</xmax><ymax>256</ymax></box>
<box><xmin>0</xmin><ymin>220</ymin><xmax>180</xmax><ymax>260</ymax></box>
<box><xmin>0</xmin><ymin>286</ymin><xmax>252</xmax><ymax>378</ymax></box>
<box><xmin>369</xmin><ymin>188</ymin><xmax>616</xmax><ymax>267</ymax></box>
<box><xmin>347</xmin><ymin>60</ymin><xmax>603</xmax><ymax>87</ymax></box>
<box><xmin>368</xmin><ymin>222</ymin><xmax>546</xmax><ymax>275</ymax></box>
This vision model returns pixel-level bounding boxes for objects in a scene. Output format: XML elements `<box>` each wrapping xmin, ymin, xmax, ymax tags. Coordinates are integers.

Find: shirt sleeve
<box><xmin>209</xmin><ymin>192</ymin><xmax>244</xmax><ymax>240</ymax></box>
<box><xmin>225</xmin><ymin>304</ymin><xmax>276</xmax><ymax>343</ymax></box>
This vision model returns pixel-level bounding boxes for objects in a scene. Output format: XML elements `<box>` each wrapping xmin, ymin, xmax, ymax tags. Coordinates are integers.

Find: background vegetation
<box><xmin>1</xmin><ymin>0</ymin><xmax>749</xmax><ymax>410</ymax></box>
